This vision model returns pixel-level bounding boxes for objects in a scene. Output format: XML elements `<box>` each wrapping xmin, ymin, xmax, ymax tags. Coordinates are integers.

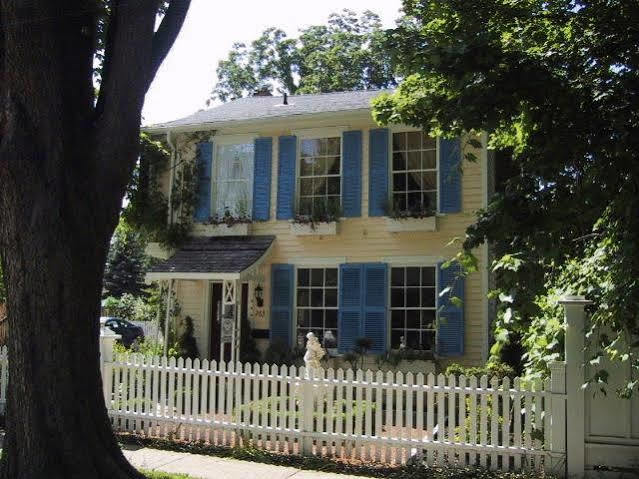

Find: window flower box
<box><xmin>290</xmin><ymin>221</ymin><xmax>338</xmax><ymax>236</ymax></box>
<box><xmin>385</xmin><ymin>215</ymin><xmax>437</xmax><ymax>233</ymax></box>
<box><xmin>193</xmin><ymin>222</ymin><xmax>252</xmax><ymax>236</ymax></box>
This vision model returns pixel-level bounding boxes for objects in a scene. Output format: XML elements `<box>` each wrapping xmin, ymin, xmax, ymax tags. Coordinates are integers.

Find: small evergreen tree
<box><xmin>103</xmin><ymin>221</ymin><xmax>147</xmax><ymax>299</ymax></box>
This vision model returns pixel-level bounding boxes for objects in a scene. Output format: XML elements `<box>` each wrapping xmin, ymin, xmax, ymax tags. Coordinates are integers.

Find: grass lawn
<box><xmin>142</xmin><ymin>471</ymin><xmax>192</xmax><ymax>479</ymax></box>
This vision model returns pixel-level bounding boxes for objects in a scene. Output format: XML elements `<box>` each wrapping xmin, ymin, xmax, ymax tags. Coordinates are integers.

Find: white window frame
<box><xmin>387</xmin><ymin>263</ymin><xmax>439</xmax><ymax>352</ymax></box>
<box><xmin>295</xmin><ymin>130</ymin><xmax>344</xmax><ymax>218</ymax></box>
<box><xmin>293</xmin><ymin>266</ymin><xmax>340</xmax><ymax>352</ymax></box>
<box><xmin>210</xmin><ymin>134</ymin><xmax>257</xmax><ymax>218</ymax></box>
<box><xmin>388</xmin><ymin>126</ymin><xmax>441</xmax><ymax>215</ymax></box>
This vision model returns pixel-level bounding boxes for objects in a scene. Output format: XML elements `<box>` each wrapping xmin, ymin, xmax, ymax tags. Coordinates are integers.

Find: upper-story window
<box><xmin>213</xmin><ymin>142</ymin><xmax>254</xmax><ymax>218</ymax></box>
<box><xmin>298</xmin><ymin>137</ymin><xmax>341</xmax><ymax>217</ymax></box>
<box><xmin>392</xmin><ymin>131</ymin><xmax>437</xmax><ymax>214</ymax></box>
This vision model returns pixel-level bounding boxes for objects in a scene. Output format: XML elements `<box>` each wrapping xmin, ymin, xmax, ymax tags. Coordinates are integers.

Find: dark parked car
<box><xmin>102</xmin><ymin>317</ymin><xmax>144</xmax><ymax>348</ymax></box>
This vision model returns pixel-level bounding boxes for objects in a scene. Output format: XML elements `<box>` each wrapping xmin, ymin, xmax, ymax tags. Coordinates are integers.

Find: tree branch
<box><xmin>148</xmin><ymin>0</ymin><xmax>191</xmax><ymax>89</ymax></box>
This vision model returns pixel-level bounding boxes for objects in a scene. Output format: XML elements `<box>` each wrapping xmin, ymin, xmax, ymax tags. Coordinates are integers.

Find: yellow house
<box><xmin>144</xmin><ymin>90</ymin><xmax>493</xmax><ymax>369</ymax></box>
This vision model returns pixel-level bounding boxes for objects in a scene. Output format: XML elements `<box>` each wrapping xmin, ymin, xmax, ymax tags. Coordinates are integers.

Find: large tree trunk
<box><xmin>0</xmin><ymin>1</ymin><xmax>190</xmax><ymax>477</ymax></box>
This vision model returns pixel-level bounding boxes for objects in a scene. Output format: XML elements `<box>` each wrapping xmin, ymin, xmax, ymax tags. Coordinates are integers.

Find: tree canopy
<box><xmin>211</xmin><ymin>9</ymin><xmax>397</xmax><ymax>102</ymax></box>
<box><xmin>373</xmin><ymin>0</ymin><xmax>639</xmax><ymax>393</ymax></box>
<box><xmin>103</xmin><ymin>221</ymin><xmax>148</xmax><ymax>299</ymax></box>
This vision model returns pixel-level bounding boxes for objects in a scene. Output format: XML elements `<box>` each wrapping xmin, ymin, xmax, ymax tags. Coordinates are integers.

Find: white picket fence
<box><xmin>103</xmin><ymin>352</ymin><xmax>564</xmax><ymax>473</ymax></box>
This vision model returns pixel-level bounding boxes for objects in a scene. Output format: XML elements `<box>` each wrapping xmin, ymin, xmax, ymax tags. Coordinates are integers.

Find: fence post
<box><xmin>100</xmin><ymin>318</ymin><xmax>121</xmax><ymax>410</ymax></box>
<box><xmin>301</xmin><ymin>366</ymin><xmax>316</xmax><ymax>455</ymax></box>
<box><xmin>560</xmin><ymin>295</ymin><xmax>591</xmax><ymax>479</ymax></box>
<box><xmin>549</xmin><ymin>361</ymin><xmax>567</xmax><ymax>476</ymax></box>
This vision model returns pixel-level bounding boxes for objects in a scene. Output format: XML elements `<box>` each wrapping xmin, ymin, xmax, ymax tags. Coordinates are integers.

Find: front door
<box><xmin>209</xmin><ymin>283</ymin><xmax>223</xmax><ymax>361</ymax></box>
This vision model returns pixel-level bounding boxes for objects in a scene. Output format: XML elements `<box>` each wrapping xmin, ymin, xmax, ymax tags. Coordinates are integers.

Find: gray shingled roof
<box><xmin>149</xmin><ymin>235</ymin><xmax>275</xmax><ymax>274</ymax></box>
<box><xmin>147</xmin><ymin>89</ymin><xmax>392</xmax><ymax>130</ymax></box>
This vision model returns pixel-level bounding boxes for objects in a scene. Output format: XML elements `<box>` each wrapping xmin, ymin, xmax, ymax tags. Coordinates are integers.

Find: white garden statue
<box><xmin>303</xmin><ymin>332</ymin><xmax>325</xmax><ymax>377</ymax></box>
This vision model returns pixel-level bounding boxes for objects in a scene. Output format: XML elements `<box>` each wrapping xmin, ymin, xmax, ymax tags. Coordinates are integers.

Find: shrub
<box><xmin>444</xmin><ymin>361</ymin><xmax>515</xmax><ymax>380</ymax></box>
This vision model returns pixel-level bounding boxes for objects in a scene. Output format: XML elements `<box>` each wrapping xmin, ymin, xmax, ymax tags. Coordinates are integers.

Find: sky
<box><xmin>141</xmin><ymin>0</ymin><xmax>404</xmax><ymax>126</ymax></box>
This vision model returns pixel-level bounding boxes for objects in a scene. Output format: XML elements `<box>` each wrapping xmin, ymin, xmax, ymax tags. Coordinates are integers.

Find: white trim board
<box><xmin>289</xmin><ymin>257</ymin><xmax>346</xmax><ymax>267</ymax></box>
<box><xmin>382</xmin><ymin>256</ymin><xmax>445</xmax><ymax>266</ymax></box>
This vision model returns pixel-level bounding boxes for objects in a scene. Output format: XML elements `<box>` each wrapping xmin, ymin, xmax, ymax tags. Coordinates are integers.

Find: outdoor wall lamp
<box><xmin>254</xmin><ymin>285</ymin><xmax>264</xmax><ymax>308</ymax></box>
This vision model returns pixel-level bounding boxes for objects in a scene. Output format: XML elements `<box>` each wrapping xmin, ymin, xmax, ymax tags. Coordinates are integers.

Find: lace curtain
<box><xmin>213</xmin><ymin>143</ymin><xmax>254</xmax><ymax>218</ymax></box>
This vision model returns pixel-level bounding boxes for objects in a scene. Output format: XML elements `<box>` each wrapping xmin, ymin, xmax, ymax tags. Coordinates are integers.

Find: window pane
<box><xmin>406</xmin><ymin>287</ymin><xmax>420</xmax><ymax>307</ymax></box>
<box><xmin>407</xmin><ymin>151</ymin><xmax>421</xmax><ymax>170</ymax></box>
<box><xmin>311</xmin><ymin>309</ymin><xmax>324</xmax><ymax>328</ymax></box>
<box><xmin>300</xmin><ymin>178</ymin><xmax>314</xmax><ymax>195</ymax></box>
<box><xmin>313</xmin><ymin>157</ymin><xmax>326</xmax><ymax>176</ymax></box>
<box><xmin>311</xmin><ymin>289</ymin><xmax>323</xmax><ymax>307</ymax></box>
<box><xmin>297</xmin><ymin>289</ymin><xmax>309</xmax><ymax>307</ymax></box>
<box><xmin>301</xmin><ymin>139</ymin><xmax>319</xmax><ymax>157</ymax></box>
<box><xmin>391</xmin><ymin>310</ymin><xmax>404</xmax><ymax>328</ymax></box>
<box><xmin>299</xmin><ymin>197</ymin><xmax>312</xmax><ymax>216</ymax></box>
<box><xmin>313</xmin><ymin>177</ymin><xmax>327</xmax><ymax>195</ymax></box>
<box><xmin>421</xmin><ymin>331</ymin><xmax>436</xmax><ymax>350</ymax></box>
<box><xmin>407</xmin><ymin>333</ymin><xmax>420</xmax><ymax>349</ymax></box>
<box><xmin>422</xmin><ymin>171</ymin><xmax>437</xmax><ymax>190</ymax></box>
<box><xmin>325</xmin><ymin>288</ymin><xmax>337</xmax><ymax>307</ymax></box>
<box><xmin>424</xmin><ymin>191</ymin><xmax>437</xmax><ymax>210</ymax></box>
<box><xmin>421</xmin><ymin>288</ymin><xmax>436</xmax><ymax>307</ymax></box>
<box><xmin>423</xmin><ymin>133</ymin><xmax>437</xmax><ymax>149</ymax></box>
<box><xmin>422</xmin><ymin>310</ymin><xmax>436</xmax><ymax>329</ymax></box>
<box><xmin>327</xmin><ymin>177</ymin><xmax>340</xmax><ymax>195</ymax></box>
<box><xmin>393</xmin><ymin>152</ymin><xmax>407</xmax><ymax>171</ymax></box>
<box><xmin>298</xmin><ymin>269</ymin><xmax>310</xmax><ymax>286</ymax></box>
<box><xmin>325</xmin><ymin>310</ymin><xmax>338</xmax><ymax>329</ymax></box>
<box><xmin>391</xmin><ymin>330</ymin><xmax>403</xmax><ymax>349</ymax></box>
<box><xmin>406</xmin><ymin>267</ymin><xmax>420</xmax><ymax>286</ymax></box>
<box><xmin>422</xmin><ymin>150</ymin><xmax>436</xmax><ymax>169</ymax></box>
<box><xmin>393</xmin><ymin>193</ymin><xmax>406</xmax><ymax>211</ymax></box>
<box><xmin>407</xmin><ymin>131</ymin><xmax>421</xmax><ymax>150</ymax></box>
<box><xmin>393</xmin><ymin>173</ymin><xmax>406</xmax><ymax>191</ymax></box>
<box><xmin>392</xmin><ymin>132</ymin><xmax>406</xmax><ymax>151</ymax></box>
<box><xmin>421</xmin><ymin>267</ymin><xmax>435</xmax><ymax>287</ymax></box>
<box><xmin>407</xmin><ymin>192</ymin><xmax>422</xmax><ymax>211</ymax></box>
<box><xmin>326</xmin><ymin>137</ymin><xmax>340</xmax><ymax>155</ymax></box>
<box><xmin>300</xmin><ymin>158</ymin><xmax>314</xmax><ymax>176</ymax></box>
<box><xmin>325</xmin><ymin>268</ymin><xmax>338</xmax><ymax>286</ymax></box>
<box><xmin>407</xmin><ymin>173</ymin><xmax>421</xmax><ymax>191</ymax></box>
<box><xmin>406</xmin><ymin>310</ymin><xmax>420</xmax><ymax>329</ymax></box>
<box><xmin>297</xmin><ymin>310</ymin><xmax>310</xmax><ymax>327</ymax></box>
<box><xmin>391</xmin><ymin>268</ymin><xmax>405</xmax><ymax>286</ymax></box>
<box><xmin>326</xmin><ymin>156</ymin><xmax>340</xmax><ymax>175</ymax></box>
<box><xmin>311</xmin><ymin>268</ymin><xmax>324</xmax><ymax>286</ymax></box>
<box><xmin>391</xmin><ymin>288</ymin><xmax>404</xmax><ymax>307</ymax></box>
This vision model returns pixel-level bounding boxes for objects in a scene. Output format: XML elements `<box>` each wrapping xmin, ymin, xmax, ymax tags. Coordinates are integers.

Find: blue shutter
<box><xmin>277</xmin><ymin>136</ymin><xmax>296</xmax><ymax>220</ymax></box>
<box><xmin>362</xmin><ymin>263</ymin><xmax>388</xmax><ymax>354</ymax></box>
<box><xmin>253</xmin><ymin>137</ymin><xmax>272</xmax><ymax>221</ymax></box>
<box><xmin>194</xmin><ymin>142</ymin><xmax>213</xmax><ymax>221</ymax></box>
<box><xmin>342</xmin><ymin>130</ymin><xmax>362</xmax><ymax>217</ymax></box>
<box><xmin>439</xmin><ymin>138</ymin><xmax>462</xmax><ymax>213</ymax></box>
<box><xmin>369</xmin><ymin>128</ymin><xmax>389</xmax><ymax>217</ymax></box>
<box><xmin>437</xmin><ymin>262</ymin><xmax>465</xmax><ymax>356</ymax></box>
<box><xmin>270</xmin><ymin>264</ymin><xmax>294</xmax><ymax>346</ymax></box>
<box><xmin>338</xmin><ymin>264</ymin><xmax>363</xmax><ymax>353</ymax></box>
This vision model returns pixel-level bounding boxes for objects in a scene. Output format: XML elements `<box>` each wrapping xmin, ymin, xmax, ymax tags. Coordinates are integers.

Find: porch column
<box><xmin>163</xmin><ymin>279</ymin><xmax>173</xmax><ymax>356</ymax></box>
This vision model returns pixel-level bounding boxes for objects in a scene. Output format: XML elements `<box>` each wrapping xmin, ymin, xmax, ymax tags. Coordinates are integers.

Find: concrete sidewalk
<box><xmin>123</xmin><ymin>446</ymin><xmax>373</xmax><ymax>479</ymax></box>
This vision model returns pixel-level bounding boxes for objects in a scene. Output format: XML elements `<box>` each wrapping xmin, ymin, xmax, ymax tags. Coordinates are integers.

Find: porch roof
<box><xmin>146</xmin><ymin>235</ymin><xmax>275</xmax><ymax>281</ymax></box>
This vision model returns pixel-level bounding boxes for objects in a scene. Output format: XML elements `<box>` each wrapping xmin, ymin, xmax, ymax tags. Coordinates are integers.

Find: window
<box><xmin>298</xmin><ymin>137</ymin><xmax>341</xmax><ymax>217</ymax></box>
<box><xmin>212</xmin><ymin>142</ymin><xmax>254</xmax><ymax>218</ymax></box>
<box><xmin>390</xmin><ymin>266</ymin><xmax>437</xmax><ymax>350</ymax></box>
<box><xmin>392</xmin><ymin>131</ymin><xmax>437</xmax><ymax>214</ymax></box>
<box><xmin>296</xmin><ymin>267</ymin><xmax>339</xmax><ymax>350</ymax></box>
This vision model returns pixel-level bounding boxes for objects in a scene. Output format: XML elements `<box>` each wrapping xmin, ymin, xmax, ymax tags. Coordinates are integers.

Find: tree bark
<box><xmin>0</xmin><ymin>1</ymin><xmax>190</xmax><ymax>477</ymax></box>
